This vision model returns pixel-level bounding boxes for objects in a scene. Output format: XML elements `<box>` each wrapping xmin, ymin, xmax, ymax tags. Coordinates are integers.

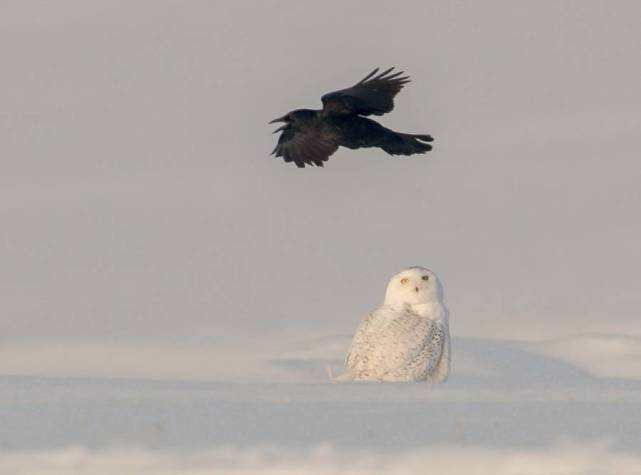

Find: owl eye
<box><xmin>422</xmin><ymin>275</ymin><xmax>429</xmax><ymax>281</ymax></box>
<box><xmin>400</xmin><ymin>278</ymin><xmax>409</xmax><ymax>285</ymax></box>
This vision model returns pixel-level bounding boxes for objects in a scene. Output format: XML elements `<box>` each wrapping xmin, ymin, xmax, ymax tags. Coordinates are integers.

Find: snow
<box><xmin>525</xmin><ymin>335</ymin><xmax>641</xmax><ymax>381</ymax></box>
<box><xmin>3</xmin><ymin>443</ymin><xmax>641</xmax><ymax>475</ymax></box>
<box><xmin>2</xmin><ymin>335</ymin><xmax>641</xmax><ymax>473</ymax></box>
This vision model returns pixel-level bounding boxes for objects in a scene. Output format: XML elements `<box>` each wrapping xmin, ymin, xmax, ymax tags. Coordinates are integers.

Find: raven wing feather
<box><xmin>321</xmin><ymin>67</ymin><xmax>411</xmax><ymax>117</ymax></box>
<box><xmin>271</xmin><ymin>126</ymin><xmax>339</xmax><ymax>168</ymax></box>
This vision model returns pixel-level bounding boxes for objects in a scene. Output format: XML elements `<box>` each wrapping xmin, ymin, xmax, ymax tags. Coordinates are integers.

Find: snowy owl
<box><xmin>340</xmin><ymin>267</ymin><xmax>450</xmax><ymax>383</ymax></box>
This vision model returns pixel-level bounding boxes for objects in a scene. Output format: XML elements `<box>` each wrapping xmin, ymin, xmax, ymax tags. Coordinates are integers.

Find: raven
<box><xmin>270</xmin><ymin>67</ymin><xmax>433</xmax><ymax>168</ymax></box>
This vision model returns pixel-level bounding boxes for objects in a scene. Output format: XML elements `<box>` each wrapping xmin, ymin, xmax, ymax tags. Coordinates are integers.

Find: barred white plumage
<box><xmin>340</xmin><ymin>267</ymin><xmax>450</xmax><ymax>383</ymax></box>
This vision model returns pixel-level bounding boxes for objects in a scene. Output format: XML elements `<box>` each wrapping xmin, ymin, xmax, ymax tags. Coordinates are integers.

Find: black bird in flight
<box><xmin>269</xmin><ymin>67</ymin><xmax>433</xmax><ymax>168</ymax></box>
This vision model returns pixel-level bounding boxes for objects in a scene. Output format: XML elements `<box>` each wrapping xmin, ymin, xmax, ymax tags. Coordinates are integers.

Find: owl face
<box><xmin>383</xmin><ymin>267</ymin><xmax>442</xmax><ymax>306</ymax></box>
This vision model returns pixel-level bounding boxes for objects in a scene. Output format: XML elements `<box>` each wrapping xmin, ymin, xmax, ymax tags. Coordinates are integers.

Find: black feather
<box><xmin>269</xmin><ymin>68</ymin><xmax>434</xmax><ymax>168</ymax></box>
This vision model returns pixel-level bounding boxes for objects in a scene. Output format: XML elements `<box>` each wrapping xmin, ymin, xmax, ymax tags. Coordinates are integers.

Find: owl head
<box><xmin>383</xmin><ymin>266</ymin><xmax>444</xmax><ymax>306</ymax></box>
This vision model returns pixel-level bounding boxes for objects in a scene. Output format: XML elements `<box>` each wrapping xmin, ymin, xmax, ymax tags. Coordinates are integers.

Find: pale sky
<box><xmin>2</xmin><ymin>1</ymin><xmax>640</xmax><ymax>352</ymax></box>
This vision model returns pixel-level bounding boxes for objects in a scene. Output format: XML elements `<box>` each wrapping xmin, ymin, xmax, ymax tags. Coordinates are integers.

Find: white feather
<box><xmin>344</xmin><ymin>267</ymin><xmax>451</xmax><ymax>383</ymax></box>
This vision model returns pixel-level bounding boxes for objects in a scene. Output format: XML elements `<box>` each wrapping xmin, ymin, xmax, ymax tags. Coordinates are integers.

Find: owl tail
<box><xmin>325</xmin><ymin>364</ymin><xmax>354</xmax><ymax>383</ymax></box>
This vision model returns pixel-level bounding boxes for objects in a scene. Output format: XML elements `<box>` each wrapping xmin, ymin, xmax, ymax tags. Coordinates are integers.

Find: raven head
<box><xmin>269</xmin><ymin>109</ymin><xmax>316</xmax><ymax>133</ymax></box>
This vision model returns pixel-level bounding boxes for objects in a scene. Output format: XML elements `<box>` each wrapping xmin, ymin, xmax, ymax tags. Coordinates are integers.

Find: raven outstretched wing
<box><xmin>321</xmin><ymin>67</ymin><xmax>410</xmax><ymax>117</ymax></box>
<box><xmin>271</xmin><ymin>125</ymin><xmax>339</xmax><ymax>168</ymax></box>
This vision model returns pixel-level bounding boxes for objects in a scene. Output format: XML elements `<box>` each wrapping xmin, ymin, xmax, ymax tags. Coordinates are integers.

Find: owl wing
<box><xmin>346</xmin><ymin>307</ymin><xmax>449</xmax><ymax>381</ymax></box>
<box><xmin>345</xmin><ymin>311</ymin><xmax>377</xmax><ymax>372</ymax></box>
<box><xmin>345</xmin><ymin>306</ymin><xmax>397</xmax><ymax>372</ymax></box>
<box><xmin>370</xmin><ymin>313</ymin><xmax>443</xmax><ymax>378</ymax></box>
<box><xmin>429</xmin><ymin>318</ymin><xmax>451</xmax><ymax>383</ymax></box>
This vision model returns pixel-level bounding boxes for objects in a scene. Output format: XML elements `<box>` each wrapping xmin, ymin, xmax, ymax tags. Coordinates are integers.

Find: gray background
<box><xmin>2</xmin><ymin>1</ymin><xmax>640</xmax><ymax>357</ymax></box>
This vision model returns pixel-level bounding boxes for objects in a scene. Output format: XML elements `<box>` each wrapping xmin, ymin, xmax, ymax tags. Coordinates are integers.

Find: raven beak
<box><xmin>272</xmin><ymin>125</ymin><xmax>287</xmax><ymax>134</ymax></box>
<box><xmin>269</xmin><ymin>115</ymin><xmax>288</xmax><ymax>124</ymax></box>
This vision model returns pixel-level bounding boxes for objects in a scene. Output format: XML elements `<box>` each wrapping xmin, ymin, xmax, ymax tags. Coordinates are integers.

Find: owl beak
<box><xmin>414</xmin><ymin>287</ymin><xmax>419</xmax><ymax>293</ymax></box>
